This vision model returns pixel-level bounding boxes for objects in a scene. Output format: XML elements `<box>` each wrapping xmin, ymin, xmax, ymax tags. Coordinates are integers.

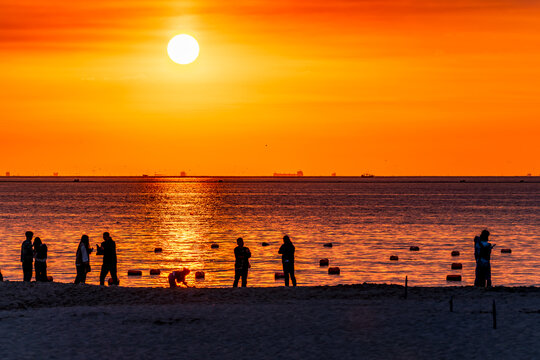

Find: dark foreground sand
<box><xmin>0</xmin><ymin>282</ymin><xmax>539</xmax><ymax>360</ymax></box>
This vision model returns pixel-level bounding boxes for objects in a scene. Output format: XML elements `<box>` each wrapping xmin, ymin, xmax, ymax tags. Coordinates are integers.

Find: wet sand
<box><xmin>0</xmin><ymin>282</ymin><xmax>539</xmax><ymax>359</ymax></box>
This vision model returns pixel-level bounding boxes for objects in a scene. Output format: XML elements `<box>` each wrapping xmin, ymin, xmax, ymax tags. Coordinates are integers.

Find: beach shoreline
<box><xmin>1</xmin><ymin>281</ymin><xmax>540</xmax><ymax>310</ymax></box>
<box><xmin>1</xmin><ymin>282</ymin><xmax>539</xmax><ymax>359</ymax></box>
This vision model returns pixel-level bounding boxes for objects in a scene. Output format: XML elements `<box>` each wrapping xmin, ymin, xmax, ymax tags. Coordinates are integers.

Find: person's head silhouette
<box><xmin>81</xmin><ymin>234</ymin><xmax>89</xmax><ymax>248</ymax></box>
<box><xmin>25</xmin><ymin>231</ymin><xmax>33</xmax><ymax>240</ymax></box>
<box><xmin>33</xmin><ymin>237</ymin><xmax>42</xmax><ymax>247</ymax></box>
<box><xmin>237</xmin><ymin>237</ymin><xmax>244</xmax><ymax>246</ymax></box>
<box><xmin>480</xmin><ymin>229</ymin><xmax>490</xmax><ymax>241</ymax></box>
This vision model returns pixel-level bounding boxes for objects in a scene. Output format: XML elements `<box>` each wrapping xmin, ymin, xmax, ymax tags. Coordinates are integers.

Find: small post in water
<box><xmin>450</xmin><ymin>296</ymin><xmax>453</xmax><ymax>312</ymax></box>
<box><xmin>492</xmin><ymin>300</ymin><xmax>497</xmax><ymax>329</ymax></box>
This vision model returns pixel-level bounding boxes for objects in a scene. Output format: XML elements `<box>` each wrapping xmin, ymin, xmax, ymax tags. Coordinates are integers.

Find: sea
<box><xmin>0</xmin><ymin>176</ymin><xmax>538</xmax><ymax>287</ymax></box>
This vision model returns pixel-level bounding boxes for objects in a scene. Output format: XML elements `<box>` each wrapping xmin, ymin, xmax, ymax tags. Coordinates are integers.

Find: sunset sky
<box><xmin>1</xmin><ymin>0</ymin><xmax>539</xmax><ymax>176</ymax></box>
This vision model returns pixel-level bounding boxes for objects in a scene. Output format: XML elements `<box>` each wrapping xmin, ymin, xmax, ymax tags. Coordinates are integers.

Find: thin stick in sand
<box><xmin>493</xmin><ymin>300</ymin><xmax>497</xmax><ymax>329</ymax></box>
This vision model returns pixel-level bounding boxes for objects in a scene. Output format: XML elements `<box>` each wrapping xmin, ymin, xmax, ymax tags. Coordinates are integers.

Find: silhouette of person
<box><xmin>278</xmin><ymin>235</ymin><xmax>297</xmax><ymax>287</ymax></box>
<box><xmin>475</xmin><ymin>229</ymin><xmax>495</xmax><ymax>288</ymax></box>
<box><xmin>233</xmin><ymin>237</ymin><xmax>251</xmax><ymax>287</ymax></box>
<box><xmin>33</xmin><ymin>237</ymin><xmax>48</xmax><ymax>282</ymax></box>
<box><xmin>96</xmin><ymin>232</ymin><xmax>119</xmax><ymax>285</ymax></box>
<box><xmin>473</xmin><ymin>234</ymin><xmax>482</xmax><ymax>286</ymax></box>
<box><xmin>75</xmin><ymin>235</ymin><xmax>92</xmax><ymax>284</ymax></box>
<box><xmin>168</xmin><ymin>268</ymin><xmax>191</xmax><ymax>288</ymax></box>
<box><xmin>21</xmin><ymin>231</ymin><xmax>34</xmax><ymax>282</ymax></box>
<box><xmin>0</xmin><ymin>268</ymin><xmax>3</xmax><ymax>282</ymax></box>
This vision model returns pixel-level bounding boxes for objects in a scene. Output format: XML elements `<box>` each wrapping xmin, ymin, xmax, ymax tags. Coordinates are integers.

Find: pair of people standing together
<box><xmin>233</xmin><ymin>235</ymin><xmax>297</xmax><ymax>287</ymax></box>
<box><xmin>20</xmin><ymin>231</ymin><xmax>49</xmax><ymax>282</ymax></box>
<box><xmin>75</xmin><ymin>232</ymin><xmax>119</xmax><ymax>285</ymax></box>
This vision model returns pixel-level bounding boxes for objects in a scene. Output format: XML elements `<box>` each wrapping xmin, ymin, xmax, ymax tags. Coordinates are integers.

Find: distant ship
<box><xmin>361</xmin><ymin>173</ymin><xmax>374</xmax><ymax>178</ymax></box>
<box><xmin>273</xmin><ymin>170</ymin><xmax>304</xmax><ymax>177</ymax></box>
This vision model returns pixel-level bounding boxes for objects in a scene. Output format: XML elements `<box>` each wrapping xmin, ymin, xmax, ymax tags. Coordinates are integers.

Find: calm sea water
<box><xmin>0</xmin><ymin>177</ymin><xmax>538</xmax><ymax>287</ymax></box>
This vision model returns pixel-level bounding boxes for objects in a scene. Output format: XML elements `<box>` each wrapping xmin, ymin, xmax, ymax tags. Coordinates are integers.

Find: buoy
<box><xmin>154</xmin><ymin>247</ymin><xmax>163</xmax><ymax>253</ymax></box>
<box><xmin>150</xmin><ymin>269</ymin><xmax>161</xmax><ymax>275</ymax></box>
<box><xmin>501</xmin><ymin>248</ymin><xmax>512</xmax><ymax>254</ymax></box>
<box><xmin>328</xmin><ymin>267</ymin><xmax>340</xmax><ymax>275</ymax></box>
<box><xmin>275</xmin><ymin>272</ymin><xmax>285</xmax><ymax>279</ymax></box>
<box><xmin>390</xmin><ymin>255</ymin><xmax>399</xmax><ymax>261</ymax></box>
<box><xmin>323</xmin><ymin>243</ymin><xmax>333</xmax><ymax>248</ymax></box>
<box><xmin>451</xmin><ymin>263</ymin><xmax>462</xmax><ymax>270</ymax></box>
<box><xmin>47</xmin><ymin>276</ymin><xmax>53</xmax><ymax>282</ymax></box>
<box><xmin>127</xmin><ymin>270</ymin><xmax>142</xmax><ymax>276</ymax></box>
<box><xmin>195</xmin><ymin>271</ymin><xmax>205</xmax><ymax>279</ymax></box>
<box><xmin>210</xmin><ymin>243</ymin><xmax>219</xmax><ymax>249</ymax></box>
<box><xmin>410</xmin><ymin>246</ymin><xmax>420</xmax><ymax>251</ymax></box>
<box><xmin>319</xmin><ymin>258</ymin><xmax>329</xmax><ymax>266</ymax></box>
<box><xmin>446</xmin><ymin>274</ymin><xmax>462</xmax><ymax>281</ymax></box>
<box><xmin>261</xmin><ymin>242</ymin><xmax>270</xmax><ymax>246</ymax></box>
<box><xmin>451</xmin><ymin>251</ymin><xmax>460</xmax><ymax>256</ymax></box>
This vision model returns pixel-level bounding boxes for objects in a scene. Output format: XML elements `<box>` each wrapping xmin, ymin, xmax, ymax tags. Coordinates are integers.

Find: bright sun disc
<box><xmin>167</xmin><ymin>34</ymin><xmax>199</xmax><ymax>64</ymax></box>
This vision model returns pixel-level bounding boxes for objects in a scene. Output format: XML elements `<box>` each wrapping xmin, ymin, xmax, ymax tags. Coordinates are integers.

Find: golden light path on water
<box><xmin>0</xmin><ymin>177</ymin><xmax>539</xmax><ymax>288</ymax></box>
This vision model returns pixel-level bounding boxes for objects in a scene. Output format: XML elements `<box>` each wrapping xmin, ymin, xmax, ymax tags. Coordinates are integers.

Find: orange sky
<box><xmin>1</xmin><ymin>0</ymin><xmax>539</xmax><ymax>176</ymax></box>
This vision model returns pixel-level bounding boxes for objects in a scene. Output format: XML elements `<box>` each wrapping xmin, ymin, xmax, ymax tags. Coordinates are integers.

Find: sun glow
<box><xmin>167</xmin><ymin>34</ymin><xmax>199</xmax><ymax>65</ymax></box>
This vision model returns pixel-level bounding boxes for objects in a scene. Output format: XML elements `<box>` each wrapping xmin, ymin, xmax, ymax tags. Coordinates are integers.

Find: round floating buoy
<box><xmin>150</xmin><ymin>269</ymin><xmax>161</xmax><ymax>275</ymax></box>
<box><xmin>210</xmin><ymin>243</ymin><xmax>219</xmax><ymax>249</ymax></box>
<box><xmin>154</xmin><ymin>247</ymin><xmax>163</xmax><ymax>253</ymax></box>
<box><xmin>195</xmin><ymin>271</ymin><xmax>205</xmax><ymax>279</ymax></box>
<box><xmin>446</xmin><ymin>274</ymin><xmax>462</xmax><ymax>281</ymax></box>
<box><xmin>451</xmin><ymin>251</ymin><xmax>460</xmax><ymax>256</ymax></box>
<box><xmin>451</xmin><ymin>263</ymin><xmax>462</xmax><ymax>270</ymax></box>
<box><xmin>47</xmin><ymin>276</ymin><xmax>53</xmax><ymax>282</ymax></box>
<box><xmin>261</xmin><ymin>242</ymin><xmax>270</xmax><ymax>247</ymax></box>
<box><xmin>410</xmin><ymin>246</ymin><xmax>420</xmax><ymax>251</ymax></box>
<box><xmin>127</xmin><ymin>270</ymin><xmax>142</xmax><ymax>276</ymax></box>
<box><xmin>390</xmin><ymin>255</ymin><xmax>399</xmax><ymax>261</ymax></box>
<box><xmin>501</xmin><ymin>248</ymin><xmax>512</xmax><ymax>254</ymax></box>
<box><xmin>323</xmin><ymin>243</ymin><xmax>333</xmax><ymax>248</ymax></box>
<box><xmin>328</xmin><ymin>267</ymin><xmax>340</xmax><ymax>275</ymax></box>
<box><xmin>275</xmin><ymin>272</ymin><xmax>285</xmax><ymax>279</ymax></box>
<box><xmin>319</xmin><ymin>258</ymin><xmax>329</xmax><ymax>266</ymax></box>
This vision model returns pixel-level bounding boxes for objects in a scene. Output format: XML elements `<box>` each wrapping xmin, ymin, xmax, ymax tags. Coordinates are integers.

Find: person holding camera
<box><xmin>97</xmin><ymin>232</ymin><xmax>119</xmax><ymax>286</ymax></box>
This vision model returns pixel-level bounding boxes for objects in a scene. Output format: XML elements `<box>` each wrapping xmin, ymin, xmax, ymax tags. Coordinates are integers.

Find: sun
<box><xmin>167</xmin><ymin>34</ymin><xmax>199</xmax><ymax>65</ymax></box>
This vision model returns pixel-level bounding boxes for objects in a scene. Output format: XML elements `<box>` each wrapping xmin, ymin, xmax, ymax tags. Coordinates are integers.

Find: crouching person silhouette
<box><xmin>168</xmin><ymin>268</ymin><xmax>191</xmax><ymax>288</ymax></box>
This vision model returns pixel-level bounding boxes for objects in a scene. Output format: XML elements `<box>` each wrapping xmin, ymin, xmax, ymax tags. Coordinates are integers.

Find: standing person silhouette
<box><xmin>96</xmin><ymin>232</ymin><xmax>119</xmax><ymax>286</ymax></box>
<box><xmin>233</xmin><ymin>237</ymin><xmax>251</xmax><ymax>287</ymax></box>
<box><xmin>21</xmin><ymin>231</ymin><xmax>34</xmax><ymax>282</ymax></box>
<box><xmin>75</xmin><ymin>235</ymin><xmax>92</xmax><ymax>284</ymax></box>
<box><xmin>33</xmin><ymin>237</ymin><xmax>48</xmax><ymax>282</ymax></box>
<box><xmin>278</xmin><ymin>235</ymin><xmax>297</xmax><ymax>287</ymax></box>
<box><xmin>475</xmin><ymin>229</ymin><xmax>495</xmax><ymax>288</ymax></box>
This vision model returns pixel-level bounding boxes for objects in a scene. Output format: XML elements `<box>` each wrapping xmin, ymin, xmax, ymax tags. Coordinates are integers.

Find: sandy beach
<box><xmin>0</xmin><ymin>282</ymin><xmax>539</xmax><ymax>359</ymax></box>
